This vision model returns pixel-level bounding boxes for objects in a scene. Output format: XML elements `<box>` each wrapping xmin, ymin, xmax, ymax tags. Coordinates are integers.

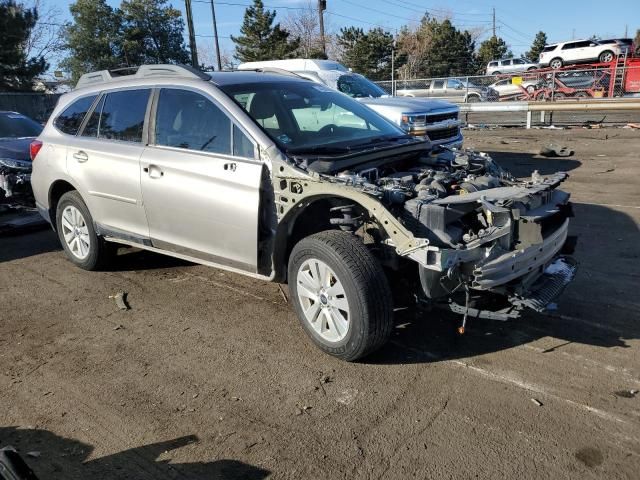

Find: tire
<box><xmin>553</xmin><ymin>92</ymin><xmax>566</xmax><ymax>99</ymax></box>
<box><xmin>574</xmin><ymin>91</ymin><xmax>589</xmax><ymax>98</ymax></box>
<box><xmin>599</xmin><ymin>50</ymin><xmax>614</xmax><ymax>63</ymax></box>
<box><xmin>55</xmin><ymin>190</ymin><xmax>113</xmax><ymax>271</ymax></box>
<box><xmin>466</xmin><ymin>95</ymin><xmax>480</xmax><ymax>103</ymax></box>
<box><xmin>492</xmin><ymin>71</ymin><xmax>501</xmax><ymax>75</ymax></box>
<box><xmin>550</xmin><ymin>57</ymin><xmax>563</xmax><ymax>69</ymax></box>
<box><xmin>288</xmin><ymin>231</ymin><xmax>393</xmax><ymax>361</ymax></box>
<box><xmin>526</xmin><ymin>85</ymin><xmax>536</xmax><ymax>94</ymax></box>
<box><xmin>527</xmin><ymin>66</ymin><xmax>537</xmax><ymax>71</ymax></box>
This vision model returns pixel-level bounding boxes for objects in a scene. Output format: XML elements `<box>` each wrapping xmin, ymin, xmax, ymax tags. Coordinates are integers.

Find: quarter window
<box><xmin>233</xmin><ymin>124</ymin><xmax>255</xmax><ymax>158</ymax></box>
<box><xmin>98</xmin><ymin>89</ymin><xmax>150</xmax><ymax>142</ymax></box>
<box><xmin>155</xmin><ymin>89</ymin><xmax>231</xmax><ymax>155</ymax></box>
<box><xmin>54</xmin><ymin>95</ymin><xmax>97</xmax><ymax>135</ymax></box>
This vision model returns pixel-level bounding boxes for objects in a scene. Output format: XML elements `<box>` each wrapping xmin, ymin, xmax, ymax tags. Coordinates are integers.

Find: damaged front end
<box><xmin>319</xmin><ymin>148</ymin><xmax>577</xmax><ymax>323</ymax></box>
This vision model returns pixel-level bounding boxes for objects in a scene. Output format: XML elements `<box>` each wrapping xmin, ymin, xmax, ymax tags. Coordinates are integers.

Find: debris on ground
<box><xmin>531</xmin><ymin>398</ymin><xmax>543</xmax><ymax>407</ymax></box>
<box><xmin>26</xmin><ymin>451</ymin><xmax>40</xmax><ymax>458</ymax></box>
<box><xmin>539</xmin><ymin>144</ymin><xmax>574</xmax><ymax>157</ymax></box>
<box><xmin>336</xmin><ymin>389</ymin><xmax>359</xmax><ymax>406</ymax></box>
<box><xmin>613</xmin><ymin>389</ymin><xmax>638</xmax><ymax>398</ymax></box>
<box><xmin>109</xmin><ymin>291</ymin><xmax>130</xmax><ymax>310</ymax></box>
<box><xmin>624</xmin><ymin>123</ymin><xmax>640</xmax><ymax>129</ymax></box>
<box><xmin>277</xmin><ymin>284</ymin><xmax>288</xmax><ymax>303</ymax></box>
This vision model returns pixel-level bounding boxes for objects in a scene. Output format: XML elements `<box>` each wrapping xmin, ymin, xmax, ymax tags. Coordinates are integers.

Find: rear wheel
<box><xmin>55</xmin><ymin>191</ymin><xmax>113</xmax><ymax>270</ymax></box>
<box><xmin>553</xmin><ymin>92</ymin><xmax>566</xmax><ymax>99</ymax></box>
<box><xmin>574</xmin><ymin>91</ymin><xmax>589</xmax><ymax>98</ymax></box>
<box><xmin>466</xmin><ymin>94</ymin><xmax>480</xmax><ymax>103</ymax></box>
<box><xmin>288</xmin><ymin>231</ymin><xmax>393</xmax><ymax>361</ymax></box>
<box><xmin>550</xmin><ymin>57</ymin><xmax>563</xmax><ymax>69</ymax></box>
<box><xmin>599</xmin><ymin>50</ymin><xmax>614</xmax><ymax>63</ymax></box>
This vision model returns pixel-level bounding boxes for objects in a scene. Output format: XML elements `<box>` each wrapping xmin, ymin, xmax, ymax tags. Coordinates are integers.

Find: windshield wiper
<box><xmin>288</xmin><ymin>145</ymin><xmax>353</xmax><ymax>155</ymax></box>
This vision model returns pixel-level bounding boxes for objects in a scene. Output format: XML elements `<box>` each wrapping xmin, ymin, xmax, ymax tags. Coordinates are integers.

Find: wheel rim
<box><xmin>296</xmin><ymin>258</ymin><xmax>350</xmax><ymax>343</ymax></box>
<box><xmin>551</xmin><ymin>60</ymin><xmax>561</xmax><ymax>69</ymax></box>
<box><xmin>61</xmin><ymin>205</ymin><xmax>91</xmax><ymax>260</ymax></box>
<box><xmin>601</xmin><ymin>52</ymin><xmax>613</xmax><ymax>62</ymax></box>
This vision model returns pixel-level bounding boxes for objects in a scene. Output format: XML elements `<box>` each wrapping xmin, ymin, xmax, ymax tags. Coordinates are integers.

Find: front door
<box><xmin>140</xmin><ymin>87</ymin><xmax>263</xmax><ymax>272</ymax></box>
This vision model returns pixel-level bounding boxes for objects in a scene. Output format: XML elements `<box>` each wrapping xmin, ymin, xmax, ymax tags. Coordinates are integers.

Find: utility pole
<box><xmin>318</xmin><ymin>0</ymin><xmax>326</xmax><ymax>55</ymax></box>
<box><xmin>185</xmin><ymin>0</ymin><xmax>199</xmax><ymax>67</ymax></box>
<box><xmin>492</xmin><ymin>7</ymin><xmax>495</xmax><ymax>38</ymax></box>
<box><xmin>624</xmin><ymin>24</ymin><xmax>628</xmax><ymax>37</ymax></box>
<box><xmin>210</xmin><ymin>0</ymin><xmax>222</xmax><ymax>70</ymax></box>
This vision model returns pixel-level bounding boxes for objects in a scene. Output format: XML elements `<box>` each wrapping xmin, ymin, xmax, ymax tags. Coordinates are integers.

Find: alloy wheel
<box><xmin>296</xmin><ymin>258</ymin><xmax>350</xmax><ymax>342</ymax></box>
<box><xmin>61</xmin><ymin>205</ymin><xmax>91</xmax><ymax>260</ymax></box>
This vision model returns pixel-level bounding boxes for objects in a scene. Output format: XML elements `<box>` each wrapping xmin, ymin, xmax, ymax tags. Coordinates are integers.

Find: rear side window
<box><xmin>432</xmin><ymin>80</ymin><xmax>444</xmax><ymax>89</ymax></box>
<box><xmin>562</xmin><ymin>42</ymin><xmax>576</xmax><ymax>50</ymax></box>
<box><xmin>542</xmin><ymin>45</ymin><xmax>557</xmax><ymax>52</ymax></box>
<box><xmin>54</xmin><ymin>95</ymin><xmax>97</xmax><ymax>135</ymax></box>
<box><xmin>155</xmin><ymin>88</ymin><xmax>231</xmax><ymax>155</ymax></box>
<box><xmin>98</xmin><ymin>89</ymin><xmax>150</xmax><ymax>142</ymax></box>
<box><xmin>488</xmin><ymin>61</ymin><xmax>498</xmax><ymax>67</ymax></box>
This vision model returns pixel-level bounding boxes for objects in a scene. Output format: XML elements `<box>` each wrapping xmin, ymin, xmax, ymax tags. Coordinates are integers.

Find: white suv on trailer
<box><xmin>539</xmin><ymin>39</ymin><xmax>623</xmax><ymax>69</ymax></box>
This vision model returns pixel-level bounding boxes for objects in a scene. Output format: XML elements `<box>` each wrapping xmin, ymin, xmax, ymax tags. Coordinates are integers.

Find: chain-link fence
<box><xmin>377</xmin><ymin>66</ymin><xmax>640</xmax><ymax>102</ymax></box>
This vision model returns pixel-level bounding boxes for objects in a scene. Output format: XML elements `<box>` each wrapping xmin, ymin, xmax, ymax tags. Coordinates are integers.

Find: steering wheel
<box><xmin>318</xmin><ymin>124</ymin><xmax>338</xmax><ymax>136</ymax></box>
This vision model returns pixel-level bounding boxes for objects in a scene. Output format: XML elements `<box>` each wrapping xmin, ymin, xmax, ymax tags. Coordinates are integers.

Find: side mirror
<box><xmin>456</xmin><ymin>84</ymin><xmax>463</xmax><ymax>90</ymax></box>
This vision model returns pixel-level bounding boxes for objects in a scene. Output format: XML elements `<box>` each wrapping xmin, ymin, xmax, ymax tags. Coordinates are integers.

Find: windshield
<box><xmin>336</xmin><ymin>74</ymin><xmax>387</xmax><ymax>98</ymax></box>
<box><xmin>0</xmin><ymin>113</ymin><xmax>42</xmax><ymax>139</ymax></box>
<box><xmin>220</xmin><ymin>81</ymin><xmax>404</xmax><ymax>154</ymax></box>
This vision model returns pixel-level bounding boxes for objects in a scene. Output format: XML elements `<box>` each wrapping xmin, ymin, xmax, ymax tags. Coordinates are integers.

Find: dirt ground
<box><xmin>1</xmin><ymin>128</ymin><xmax>639</xmax><ymax>479</ymax></box>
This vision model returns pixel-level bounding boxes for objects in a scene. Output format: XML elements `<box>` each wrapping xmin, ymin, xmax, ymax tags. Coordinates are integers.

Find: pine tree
<box><xmin>0</xmin><ymin>0</ymin><xmax>48</xmax><ymax>91</ymax></box>
<box><xmin>421</xmin><ymin>19</ymin><xmax>476</xmax><ymax>77</ymax></box>
<box><xmin>527</xmin><ymin>31</ymin><xmax>548</xmax><ymax>62</ymax></box>
<box><xmin>337</xmin><ymin>27</ymin><xmax>394</xmax><ymax>80</ymax></box>
<box><xmin>120</xmin><ymin>0</ymin><xmax>189</xmax><ymax>65</ymax></box>
<box><xmin>232</xmin><ymin>0</ymin><xmax>299</xmax><ymax>62</ymax></box>
<box><xmin>60</xmin><ymin>0</ymin><xmax>123</xmax><ymax>83</ymax></box>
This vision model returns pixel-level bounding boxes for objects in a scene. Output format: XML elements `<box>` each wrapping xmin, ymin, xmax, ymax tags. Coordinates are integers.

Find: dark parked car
<box><xmin>0</xmin><ymin>111</ymin><xmax>43</xmax><ymax>201</ymax></box>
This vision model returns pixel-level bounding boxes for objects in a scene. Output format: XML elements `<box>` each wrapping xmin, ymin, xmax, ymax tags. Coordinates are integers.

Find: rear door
<box><xmin>66</xmin><ymin>88</ymin><xmax>151</xmax><ymax>239</ymax></box>
<box><xmin>140</xmin><ymin>87</ymin><xmax>263</xmax><ymax>272</ymax></box>
<box><xmin>430</xmin><ymin>80</ymin><xmax>445</xmax><ymax>98</ymax></box>
<box><xmin>501</xmin><ymin>59</ymin><xmax>513</xmax><ymax>73</ymax></box>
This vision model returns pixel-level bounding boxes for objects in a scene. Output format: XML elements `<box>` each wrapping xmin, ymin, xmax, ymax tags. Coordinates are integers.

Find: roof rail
<box><xmin>76</xmin><ymin>64</ymin><xmax>210</xmax><ymax>89</ymax></box>
<box><xmin>246</xmin><ymin>67</ymin><xmax>305</xmax><ymax>79</ymax></box>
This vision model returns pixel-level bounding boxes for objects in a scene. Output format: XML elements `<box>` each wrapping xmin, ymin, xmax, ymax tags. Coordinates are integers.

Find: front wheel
<box><xmin>288</xmin><ymin>231</ymin><xmax>393</xmax><ymax>361</ymax></box>
<box><xmin>466</xmin><ymin>95</ymin><xmax>480</xmax><ymax>103</ymax></box>
<box><xmin>56</xmin><ymin>191</ymin><xmax>113</xmax><ymax>270</ymax></box>
<box><xmin>599</xmin><ymin>50</ymin><xmax>614</xmax><ymax>63</ymax></box>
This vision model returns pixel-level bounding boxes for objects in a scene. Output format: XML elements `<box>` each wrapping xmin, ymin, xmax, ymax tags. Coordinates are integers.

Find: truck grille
<box><xmin>425</xmin><ymin>112</ymin><xmax>458</xmax><ymax>123</ymax></box>
<box><xmin>428</xmin><ymin>126</ymin><xmax>460</xmax><ymax>141</ymax></box>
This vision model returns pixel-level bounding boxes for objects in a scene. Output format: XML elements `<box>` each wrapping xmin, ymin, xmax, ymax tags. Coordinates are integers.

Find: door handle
<box><xmin>73</xmin><ymin>150</ymin><xmax>88</xmax><ymax>163</ymax></box>
<box><xmin>224</xmin><ymin>162</ymin><xmax>237</xmax><ymax>172</ymax></box>
<box><xmin>144</xmin><ymin>164</ymin><xmax>164</xmax><ymax>178</ymax></box>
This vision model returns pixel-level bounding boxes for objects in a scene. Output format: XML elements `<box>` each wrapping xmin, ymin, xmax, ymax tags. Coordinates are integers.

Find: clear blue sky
<box><xmin>56</xmin><ymin>0</ymin><xmax>639</xmax><ymax>60</ymax></box>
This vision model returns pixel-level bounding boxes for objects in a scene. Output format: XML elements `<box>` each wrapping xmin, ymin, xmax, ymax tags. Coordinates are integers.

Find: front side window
<box><xmin>336</xmin><ymin>75</ymin><xmax>386</xmax><ymax>98</ymax></box>
<box><xmin>54</xmin><ymin>95</ymin><xmax>97</xmax><ymax>135</ymax></box>
<box><xmin>233</xmin><ymin>124</ymin><xmax>255</xmax><ymax>158</ymax></box>
<box><xmin>513</xmin><ymin>58</ymin><xmax>525</xmax><ymax>65</ymax></box>
<box><xmin>220</xmin><ymin>81</ymin><xmax>402</xmax><ymax>153</ymax></box>
<box><xmin>98</xmin><ymin>89</ymin><xmax>150</xmax><ymax>142</ymax></box>
<box><xmin>447</xmin><ymin>79</ymin><xmax>462</xmax><ymax>89</ymax></box>
<box><xmin>155</xmin><ymin>88</ymin><xmax>231</xmax><ymax>155</ymax></box>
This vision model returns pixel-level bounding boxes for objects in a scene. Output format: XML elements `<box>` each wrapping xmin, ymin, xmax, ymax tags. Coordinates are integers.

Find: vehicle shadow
<box><xmin>106</xmin><ymin>246</ymin><xmax>193</xmax><ymax>272</ymax></box>
<box><xmin>486</xmin><ymin>150</ymin><xmax>582</xmax><ymax>176</ymax></box>
<box><xmin>368</xmin><ymin>201</ymin><xmax>640</xmax><ymax>365</ymax></box>
<box><xmin>0</xmin><ymin>427</ymin><xmax>270</xmax><ymax>480</ymax></box>
<box><xmin>0</xmin><ymin>229</ymin><xmax>61</xmax><ymax>263</ymax></box>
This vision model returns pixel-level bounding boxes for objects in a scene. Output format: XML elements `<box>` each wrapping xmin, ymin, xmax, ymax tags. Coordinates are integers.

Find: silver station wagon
<box><xmin>31</xmin><ymin>65</ymin><xmax>577</xmax><ymax>361</ymax></box>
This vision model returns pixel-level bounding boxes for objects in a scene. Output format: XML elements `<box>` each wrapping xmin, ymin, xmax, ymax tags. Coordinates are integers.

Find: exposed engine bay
<box><xmin>318</xmin><ymin>148</ymin><xmax>577</xmax><ymax>321</ymax></box>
